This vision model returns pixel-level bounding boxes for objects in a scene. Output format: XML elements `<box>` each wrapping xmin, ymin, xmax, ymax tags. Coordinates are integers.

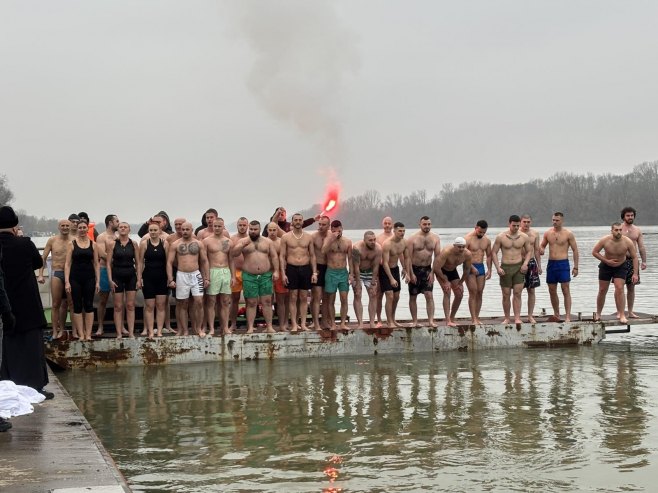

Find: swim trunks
<box><xmin>176</xmin><ymin>270</ymin><xmax>204</xmax><ymax>299</ymax></box>
<box><xmin>499</xmin><ymin>262</ymin><xmax>524</xmax><ymax>288</ymax></box>
<box><xmin>379</xmin><ymin>265</ymin><xmax>401</xmax><ymax>293</ymax></box>
<box><xmin>311</xmin><ymin>263</ymin><xmax>327</xmax><ymax>288</ymax></box>
<box><xmin>598</xmin><ymin>262</ymin><xmax>628</xmax><ymax>282</ymax></box>
<box><xmin>52</xmin><ymin>270</ymin><xmax>65</xmax><ymax>283</ymax></box>
<box><xmin>274</xmin><ymin>273</ymin><xmax>288</xmax><ymax>294</ymax></box>
<box><xmin>325</xmin><ymin>267</ymin><xmax>349</xmax><ymax>294</ymax></box>
<box><xmin>546</xmin><ymin>259</ymin><xmax>571</xmax><ymax>284</ymax></box>
<box><xmin>231</xmin><ymin>270</ymin><xmax>243</xmax><ymax>293</ymax></box>
<box><xmin>409</xmin><ymin>265</ymin><xmax>433</xmax><ymax>295</ymax></box>
<box><xmin>441</xmin><ymin>267</ymin><xmax>459</xmax><ymax>283</ymax></box>
<box><xmin>625</xmin><ymin>257</ymin><xmax>640</xmax><ymax>286</ymax></box>
<box><xmin>99</xmin><ymin>266</ymin><xmax>110</xmax><ymax>293</ymax></box>
<box><xmin>242</xmin><ymin>271</ymin><xmax>273</xmax><ymax>299</ymax></box>
<box><xmin>207</xmin><ymin>266</ymin><xmax>232</xmax><ymax>296</ymax></box>
<box><xmin>524</xmin><ymin>258</ymin><xmax>541</xmax><ymax>289</ymax></box>
<box><xmin>472</xmin><ymin>263</ymin><xmax>486</xmax><ymax>277</ymax></box>
<box><xmin>285</xmin><ymin>264</ymin><xmax>312</xmax><ymax>291</ymax></box>
<box><xmin>360</xmin><ymin>268</ymin><xmax>374</xmax><ymax>290</ymax></box>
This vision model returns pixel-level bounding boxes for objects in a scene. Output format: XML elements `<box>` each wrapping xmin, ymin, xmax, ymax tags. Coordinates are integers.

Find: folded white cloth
<box><xmin>0</xmin><ymin>380</ymin><xmax>47</xmax><ymax>418</ymax></box>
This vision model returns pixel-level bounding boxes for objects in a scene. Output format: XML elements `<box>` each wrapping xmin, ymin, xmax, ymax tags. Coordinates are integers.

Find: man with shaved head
<box><xmin>37</xmin><ymin>218</ymin><xmax>72</xmax><ymax>339</ymax></box>
<box><xmin>375</xmin><ymin>216</ymin><xmax>394</xmax><ymax>326</ymax></box>
<box><xmin>167</xmin><ymin>221</ymin><xmax>209</xmax><ymax>337</ymax></box>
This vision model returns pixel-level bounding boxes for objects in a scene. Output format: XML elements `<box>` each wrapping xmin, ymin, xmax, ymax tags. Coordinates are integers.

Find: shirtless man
<box><xmin>539</xmin><ymin>212</ymin><xmax>579</xmax><ymax>322</ymax></box>
<box><xmin>406</xmin><ymin>216</ymin><xmax>441</xmax><ymax>327</ymax></box>
<box><xmin>197</xmin><ymin>208</ymin><xmax>219</xmax><ymax>241</ymax></box>
<box><xmin>380</xmin><ymin>222</ymin><xmax>409</xmax><ymax>328</ymax></box>
<box><xmin>164</xmin><ymin>217</ymin><xmax>188</xmax><ymax>333</ymax></box>
<box><xmin>433</xmin><ymin>237</ymin><xmax>473</xmax><ymax>326</ymax></box>
<box><xmin>520</xmin><ymin>214</ymin><xmax>542</xmax><ymax>323</ymax></box>
<box><xmin>166</xmin><ymin>222</ymin><xmax>209</xmax><ymax>337</ymax></box>
<box><xmin>267</xmin><ymin>222</ymin><xmax>289</xmax><ymax>331</ymax></box>
<box><xmin>620</xmin><ymin>206</ymin><xmax>647</xmax><ymax>318</ymax></box>
<box><xmin>352</xmin><ymin>231</ymin><xmax>382</xmax><ymax>329</ymax></box>
<box><xmin>232</xmin><ymin>221</ymin><xmax>279</xmax><ymax>333</ymax></box>
<box><xmin>38</xmin><ymin>219</ymin><xmax>72</xmax><ymax>339</ymax></box>
<box><xmin>94</xmin><ymin>214</ymin><xmax>120</xmax><ymax>335</ymax></box>
<box><xmin>321</xmin><ymin>220</ymin><xmax>353</xmax><ymax>330</ymax></box>
<box><xmin>229</xmin><ymin>217</ymin><xmax>249</xmax><ymax>330</ymax></box>
<box><xmin>311</xmin><ymin>216</ymin><xmax>331</xmax><ymax>330</ymax></box>
<box><xmin>492</xmin><ymin>215</ymin><xmax>533</xmax><ymax>324</ymax></box>
<box><xmin>280</xmin><ymin>213</ymin><xmax>318</xmax><ymax>332</ymax></box>
<box><xmin>464</xmin><ymin>220</ymin><xmax>492</xmax><ymax>325</ymax></box>
<box><xmin>592</xmin><ymin>222</ymin><xmax>639</xmax><ymax>323</ymax></box>
<box><xmin>203</xmin><ymin>218</ymin><xmax>235</xmax><ymax>336</ymax></box>
<box><xmin>166</xmin><ymin>218</ymin><xmax>187</xmax><ymax>245</ymax></box>
<box><xmin>375</xmin><ymin>216</ymin><xmax>394</xmax><ymax>325</ymax></box>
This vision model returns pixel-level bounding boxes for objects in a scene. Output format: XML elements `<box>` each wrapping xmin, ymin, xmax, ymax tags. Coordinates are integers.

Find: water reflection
<box><xmin>60</xmin><ymin>339</ymin><xmax>658</xmax><ymax>492</ymax></box>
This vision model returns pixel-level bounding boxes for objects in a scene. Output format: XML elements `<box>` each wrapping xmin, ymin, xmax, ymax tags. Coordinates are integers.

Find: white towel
<box><xmin>0</xmin><ymin>380</ymin><xmax>47</xmax><ymax>418</ymax></box>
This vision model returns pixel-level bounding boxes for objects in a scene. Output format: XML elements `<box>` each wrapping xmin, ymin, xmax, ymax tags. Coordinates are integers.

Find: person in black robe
<box><xmin>0</xmin><ymin>241</ymin><xmax>16</xmax><ymax>431</ymax></box>
<box><xmin>0</xmin><ymin>206</ymin><xmax>52</xmax><ymax>399</ymax></box>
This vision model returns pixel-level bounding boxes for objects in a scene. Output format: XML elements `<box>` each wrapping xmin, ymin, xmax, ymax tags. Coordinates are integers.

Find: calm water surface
<box><xmin>58</xmin><ymin>226</ymin><xmax>658</xmax><ymax>492</ymax></box>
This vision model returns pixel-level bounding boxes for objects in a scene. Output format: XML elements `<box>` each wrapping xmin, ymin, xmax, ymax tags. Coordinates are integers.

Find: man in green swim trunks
<box><xmin>232</xmin><ymin>220</ymin><xmax>280</xmax><ymax>334</ymax></box>
<box><xmin>321</xmin><ymin>220</ymin><xmax>354</xmax><ymax>331</ymax></box>
<box><xmin>491</xmin><ymin>215</ymin><xmax>533</xmax><ymax>324</ymax></box>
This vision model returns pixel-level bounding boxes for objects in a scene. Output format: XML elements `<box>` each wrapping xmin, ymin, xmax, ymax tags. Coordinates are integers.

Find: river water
<box><xmin>57</xmin><ymin>225</ymin><xmax>658</xmax><ymax>492</ymax></box>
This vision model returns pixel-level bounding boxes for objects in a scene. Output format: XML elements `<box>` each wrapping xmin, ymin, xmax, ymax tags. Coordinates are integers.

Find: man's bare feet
<box><xmin>628</xmin><ymin>312</ymin><xmax>640</xmax><ymax>319</ymax></box>
<box><xmin>547</xmin><ymin>315</ymin><xmax>562</xmax><ymax>323</ymax></box>
<box><xmin>527</xmin><ymin>316</ymin><xmax>537</xmax><ymax>324</ymax></box>
<box><xmin>300</xmin><ymin>325</ymin><xmax>310</xmax><ymax>332</ymax></box>
<box><xmin>245</xmin><ymin>328</ymin><xmax>254</xmax><ymax>334</ymax></box>
<box><xmin>290</xmin><ymin>326</ymin><xmax>299</xmax><ymax>333</ymax></box>
<box><xmin>619</xmin><ymin>317</ymin><xmax>628</xmax><ymax>324</ymax></box>
<box><xmin>428</xmin><ymin>321</ymin><xmax>438</xmax><ymax>328</ymax></box>
<box><xmin>593</xmin><ymin>314</ymin><xmax>601</xmax><ymax>322</ymax></box>
<box><xmin>502</xmin><ymin>318</ymin><xmax>510</xmax><ymax>325</ymax></box>
<box><xmin>446</xmin><ymin>321</ymin><xmax>458</xmax><ymax>327</ymax></box>
<box><xmin>265</xmin><ymin>327</ymin><xmax>276</xmax><ymax>334</ymax></box>
<box><xmin>394</xmin><ymin>321</ymin><xmax>407</xmax><ymax>328</ymax></box>
<box><xmin>375</xmin><ymin>322</ymin><xmax>383</xmax><ymax>328</ymax></box>
<box><xmin>339</xmin><ymin>324</ymin><xmax>349</xmax><ymax>330</ymax></box>
<box><xmin>564</xmin><ymin>316</ymin><xmax>571</xmax><ymax>322</ymax></box>
<box><xmin>140</xmin><ymin>329</ymin><xmax>147</xmax><ymax>336</ymax></box>
<box><xmin>514</xmin><ymin>318</ymin><xmax>522</xmax><ymax>324</ymax></box>
<box><xmin>95</xmin><ymin>328</ymin><xmax>104</xmax><ymax>336</ymax></box>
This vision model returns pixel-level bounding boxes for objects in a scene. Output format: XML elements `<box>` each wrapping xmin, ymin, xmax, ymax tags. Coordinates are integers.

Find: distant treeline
<box><xmin>300</xmin><ymin>162</ymin><xmax>658</xmax><ymax>228</ymax></box>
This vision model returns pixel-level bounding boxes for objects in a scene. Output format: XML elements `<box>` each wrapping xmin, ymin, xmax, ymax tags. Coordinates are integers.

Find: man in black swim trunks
<box><xmin>433</xmin><ymin>237</ymin><xmax>472</xmax><ymax>327</ymax></box>
<box><xmin>406</xmin><ymin>216</ymin><xmax>441</xmax><ymax>327</ymax></box>
<box><xmin>380</xmin><ymin>222</ymin><xmax>409</xmax><ymax>328</ymax></box>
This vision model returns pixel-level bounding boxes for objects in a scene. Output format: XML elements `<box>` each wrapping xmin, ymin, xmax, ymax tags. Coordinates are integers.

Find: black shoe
<box><xmin>0</xmin><ymin>417</ymin><xmax>12</xmax><ymax>432</ymax></box>
<box><xmin>39</xmin><ymin>389</ymin><xmax>54</xmax><ymax>400</ymax></box>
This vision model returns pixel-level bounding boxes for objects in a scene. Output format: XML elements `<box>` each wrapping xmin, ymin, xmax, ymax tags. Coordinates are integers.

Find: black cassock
<box><xmin>0</xmin><ymin>232</ymin><xmax>49</xmax><ymax>390</ymax></box>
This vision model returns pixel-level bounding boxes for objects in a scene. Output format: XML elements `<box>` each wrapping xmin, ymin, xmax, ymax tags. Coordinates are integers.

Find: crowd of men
<box><xmin>19</xmin><ymin>206</ymin><xmax>654</xmax><ymax>344</ymax></box>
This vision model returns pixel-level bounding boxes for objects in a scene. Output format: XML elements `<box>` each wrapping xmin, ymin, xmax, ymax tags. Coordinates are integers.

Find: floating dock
<box><xmin>44</xmin><ymin>314</ymin><xmax>658</xmax><ymax>370</ymax></box>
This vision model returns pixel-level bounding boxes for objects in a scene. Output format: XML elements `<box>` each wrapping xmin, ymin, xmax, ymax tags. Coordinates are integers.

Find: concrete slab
<box><xmin>0</xmin><ymin>369</ymin><xmax>130</xmax><ymax>493</ymax></box>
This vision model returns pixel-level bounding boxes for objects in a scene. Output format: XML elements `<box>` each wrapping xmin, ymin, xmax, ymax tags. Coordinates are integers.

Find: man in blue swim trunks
<box><xmin>539</xmin><ymin>212</ymin><xmax>579</xmax><ymax>322</ymax></box>
<box><xmin>465</xmin><ymin>220</ymin><xmax>492</xmax><ymax>325</ymax></box>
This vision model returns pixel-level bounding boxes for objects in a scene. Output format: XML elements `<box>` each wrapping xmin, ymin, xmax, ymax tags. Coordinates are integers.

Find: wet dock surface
<box><xmin>0</xmin><ymin>369</ymin><xmax>130</xmax><ymax>493</ymax></box>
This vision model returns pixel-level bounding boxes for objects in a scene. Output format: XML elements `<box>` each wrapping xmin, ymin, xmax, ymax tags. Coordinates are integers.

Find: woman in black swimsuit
<box><xmin>107</xmin><ymin>222</ymin><xmax>141</xmax><ymax>339</ymax></box>
<box><xmin>65</xmin><ymin>221</ymin><xmax>100</xmax><ymax>341</ymax></box>
<box><xmin>138</xmin><ymin>222</ymin><xmax>169</xmax><ymax>337</ymax></box>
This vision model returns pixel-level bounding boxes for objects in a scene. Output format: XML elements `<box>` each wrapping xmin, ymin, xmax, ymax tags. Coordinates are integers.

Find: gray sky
<box><xmin>2</xmin><ymin>0</ymin><xmax>657</xmax><ymax>226</ymax></box>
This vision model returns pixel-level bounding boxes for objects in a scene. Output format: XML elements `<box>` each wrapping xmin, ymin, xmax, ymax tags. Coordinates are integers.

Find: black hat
<box><xmin>68</xmin><ymin>214</ymin><xmax>81</xmax><ymax>222</ymax></box>
<box><xmin>78</xmin><ymin>211</ymin><xmax>90</xmax><ymax>221</ymax></box>
<box><xmin>0</xmin><ymin>206</ymin><xmax>19</xmax><ymax>229</ymax></box>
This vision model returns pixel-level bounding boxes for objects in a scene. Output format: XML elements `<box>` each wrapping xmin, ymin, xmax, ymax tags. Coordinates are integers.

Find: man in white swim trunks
<box><xmin>167</xmin><ymin>222</ymin><xmax>209</xmax><ymax>337</ymax></box>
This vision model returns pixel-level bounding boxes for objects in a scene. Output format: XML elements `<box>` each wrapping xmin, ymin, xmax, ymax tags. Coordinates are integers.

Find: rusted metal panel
<box><xmin>45</xmin><ymin>320</ymin><xmax>610</xmax><ymax>370</ymax></box>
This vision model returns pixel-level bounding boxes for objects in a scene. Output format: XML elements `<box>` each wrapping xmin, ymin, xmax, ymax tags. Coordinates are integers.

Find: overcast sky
<box><xmin>2</xmin><ymin>0</ymin><xmax>657</xmax><ymax>226</ymax></box>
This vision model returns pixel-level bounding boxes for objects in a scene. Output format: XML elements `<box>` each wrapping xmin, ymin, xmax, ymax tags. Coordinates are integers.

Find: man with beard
<box><xmin>352</xmin><ymin>231</ymin><xmax>382</xmax><ymax>329</ymax></box>
<box><xmin>464</xmin><ymin>220</ymin><xmax>492</xmax><ymax>325</ymax></box>
<box><xmin>263</xmin><ymin>206</ymin><xmax>319</xmax><ymax>238</ymax></box>
<box><xmin>167</xmin><ymin>222</ymin><xmax>209</xmax><ymax>337</ymax></box>
<box><xmin>280</xmin><ymin>213</ymin><xmax>318</xmax><ymax>332</ymax></box>
<box><xmin>37</xmin><ymin>218</ymin><xmax>72</xmax><ymax>339</ymax></box>
<box><xmin>620</xmin><ymin>206</ymin><xmax>647</xmax><ymax>318</ymax></box>
<box><xmin>0</xmin><ymin>206</ymin><xmax>53</xmax><ymax>400</ymax></box>
<box><xmin>406</xmin><ymin>216</ymin><xmax>441</xmax><ymax>327</ymax></box>
<box><xmin>321</xmin><ymin>220</ymin><xmax>353</xmax><ymax>331</ymax></box>
<box><xmin>232</xmin><ymin>221</ymin><xmax>280</xmax><ymax>334</ymax></box>
<box><xmin>592</xmin><ymin>222</ymin><xmax>638</xmax><ymax>323</ymax></box>
<box><xmin>380</xmin><ymin>222</ymin><xmax>409</xmax><ymax>328</ymax></box>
